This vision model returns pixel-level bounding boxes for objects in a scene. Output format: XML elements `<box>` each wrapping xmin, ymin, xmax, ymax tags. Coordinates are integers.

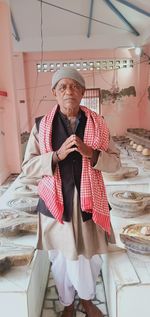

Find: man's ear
<box><xmin>51</xmin><ymin>88</ymin><xmax>56</xmax><ymax>96</ymax></box>
<box><xmin>82</xmin><ymin>88</ymin><xmax>85</xmax><ymax>96</ymax></box>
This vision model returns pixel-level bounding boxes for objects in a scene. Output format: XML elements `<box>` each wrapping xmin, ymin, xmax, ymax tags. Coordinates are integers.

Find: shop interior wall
<box><xmin>14</xmin><ymin>48</ymin><xmax>150</xmax><ymax>137</ymax></box>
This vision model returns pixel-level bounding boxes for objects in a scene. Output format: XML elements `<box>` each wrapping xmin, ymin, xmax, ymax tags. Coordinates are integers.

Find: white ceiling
<box><xmin>9</xmin><ymin>0</ymin><xmax>150</xmax><ymax>52</ymax></box>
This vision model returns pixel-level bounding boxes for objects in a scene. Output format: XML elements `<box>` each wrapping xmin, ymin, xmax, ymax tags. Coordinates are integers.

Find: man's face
<box><xmin>52</xmin><ymin>78</ymin><xmax>85</xmax><ymax>117</ymax></box>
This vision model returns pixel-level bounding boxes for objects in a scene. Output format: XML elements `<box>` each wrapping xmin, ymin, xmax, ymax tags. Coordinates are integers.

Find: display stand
<box><xmin>0</xmin><ymin>250</ymin><xmax>49</xmax><ymax>317</ymax></box>
<box><xmin>102</xmin><ymin>160</ymin><xmax>150</xmax><ymax>317</ymax></box>
<box><xmin>0</xmin><ymin>175</ymin><xmax>50</xmax><ymax>317</ymax></box>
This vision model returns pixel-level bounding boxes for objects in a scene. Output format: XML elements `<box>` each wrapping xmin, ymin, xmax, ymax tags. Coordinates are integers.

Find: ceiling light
<box><xmin>135</xmin><ymin>47</ymin><xmax>142</xmax><ymax>56</ymax></box>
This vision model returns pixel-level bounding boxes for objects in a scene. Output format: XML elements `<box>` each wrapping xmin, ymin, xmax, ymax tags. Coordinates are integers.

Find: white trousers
<box><xmin>49</xmin><ymin>250</ymin><xmax>103</xmax><ymax>306</ymax></box>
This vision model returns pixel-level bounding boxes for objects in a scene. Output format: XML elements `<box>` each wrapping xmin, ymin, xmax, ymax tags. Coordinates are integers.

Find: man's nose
<box><xmin>65</xmin><ymin>86</ymin><xmax>73</xmax><ymax>93</ymax></box>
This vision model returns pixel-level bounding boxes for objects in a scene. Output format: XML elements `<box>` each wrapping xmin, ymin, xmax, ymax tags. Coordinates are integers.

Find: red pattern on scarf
<box><xmin>38</xmin><ymin>104</ymin><xmax>111</xmax><ymax>234</ymax></box>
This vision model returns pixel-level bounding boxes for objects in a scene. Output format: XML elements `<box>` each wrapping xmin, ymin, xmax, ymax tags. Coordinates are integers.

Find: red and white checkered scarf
<box><xmin>38</xmin><ymin>104</ymin><xmax>111</xmax><ymax>234</ymax></box>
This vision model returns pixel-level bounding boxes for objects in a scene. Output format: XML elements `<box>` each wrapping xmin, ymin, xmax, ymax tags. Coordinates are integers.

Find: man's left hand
<box><xmin>72</xmin><ymin>135</ymin><xmax>93</xmax><ymax>158</ymax></box>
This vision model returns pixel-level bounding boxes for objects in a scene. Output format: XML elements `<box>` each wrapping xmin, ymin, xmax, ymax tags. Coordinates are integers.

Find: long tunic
<box><xmin>21</xmin><ymin>119</ymin><xmax>121</xmax><ymax>260</ymax></box>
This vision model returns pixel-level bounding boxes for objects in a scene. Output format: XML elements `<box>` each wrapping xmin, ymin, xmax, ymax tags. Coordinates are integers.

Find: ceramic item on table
<box><xmin>103</xmin><ymin>166</ymin><xmax>139</xmax><ymax>181</ymax></box>
<box><xmin>120</xmin><ymin>223</ymin><xmax>150</xmax><ymax>257</ymax></box>
<box><xmin>136</xmin><ymin>145</ymin><xmax>144</xmax><ymax>152</ymax></box>
<box><xmin>14</xmin><ymin>184</ymin><xmax>38</xmax><ymax>198</ymax></box>
<box><xmin>142</xmin><ymin>148</ymin><xmax>150</xmax><ymax>156</ymax></box>
<box><xmin>0</xmin><ymin>239</ymin><xmax>34</xmax><ymax>273</ymax></box>
<box><xmin>0</xmin><ymin>210</ymin><xmax>37</xmax><ymax>236</ymax></box>
<box><xmin>7</xmin><ymin>197</ymin><xmax>38</xmax><ymax>213</ymax></box>
<box><xmin>133</xmin><ymin>143</ymin><xmax>137</xmax><ymax>149</ymax></box>
<box><xmin>109</xmin><ymin>191</ymin><xmax>150</xmax><ymax>218</ymax></box>
<box><xmin>129</xmin><ymin>140</ymin><xmax>134</xmax><ymax>146</ymax></box>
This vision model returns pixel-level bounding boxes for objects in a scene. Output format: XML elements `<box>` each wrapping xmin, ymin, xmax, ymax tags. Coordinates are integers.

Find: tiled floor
<box><xmin>41</xmin><ymin>269</ymin><xmax>108</xmax><ymax>317</ymax></box>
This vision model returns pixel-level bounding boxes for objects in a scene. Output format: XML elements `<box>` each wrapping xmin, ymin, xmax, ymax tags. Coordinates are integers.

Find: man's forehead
<box><xmin>57</xmin><ymin>78</ymin><xmax>79</xmax><ymax>85</ymax></box>
<box><xmin>58</xmin><ymin>78</ymin><xmax>79</xmax><ymax>85</ymax></box>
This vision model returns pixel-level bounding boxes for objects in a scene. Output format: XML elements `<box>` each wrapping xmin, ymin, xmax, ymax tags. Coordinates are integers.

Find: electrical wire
<box><xmin>40</xmin><ymin>0</ymin><xmax>44</xmax><ymax>65</ymax></box>
<box><xmin>37</xmin><ymin>0</ymin><xmax>133</xmax><ymax>33</ymax></box>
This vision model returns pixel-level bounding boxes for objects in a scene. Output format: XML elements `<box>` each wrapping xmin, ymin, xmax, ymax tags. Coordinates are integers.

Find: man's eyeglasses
<box><xmin>56</xmin><ymin>83</ymin><xmax>82</xmax><ymax>93</ymax></box>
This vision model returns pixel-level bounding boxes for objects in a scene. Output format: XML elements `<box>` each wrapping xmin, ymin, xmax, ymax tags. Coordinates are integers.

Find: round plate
<box><xmin>112</xmin><ymin>191</ymin><xmax>144</xmax><ymax>202</ymax></box>
<box><xmin>120</xmin><ymin>223</ymin><xmax>150</xmax><ymax>255</ymax></box>
<box><xmin>103</xmin><ymin>166</ymin><xmax>139</xmax><ymax>181</ymax></box>
<box><xmin>7</xmin><ymin>197</ymin><xmax>38</xmax><ymax>213</ymax></box>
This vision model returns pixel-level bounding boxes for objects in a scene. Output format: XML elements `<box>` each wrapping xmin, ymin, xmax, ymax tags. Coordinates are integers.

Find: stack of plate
<box><xmin>14</xmin><ymin>184</ymin><xmax>38</xmax><ymax>198</ymax></box>
<box><xmin>120</xmin><ymin>223</ymin><xmax>150</xmax><ymax>257</ymax></box>
<box><xmin>103</xmin><ymin>166</ymin><xmax>139</xmax><ymax>181</ymax></box>
<box><xmin>0</xmin><ymin>239</ymin><xmax>34</xmax><ymax>273</ymax></box>
<box><xmin>0</xmin><ymin>210</ymin><xmax>37</xmax><ymax>236</ymax></box>
<box><xmin>109</xmin><ymin>191</ymin><xmax>150</xmax><ymax>218</ymax></box>
<box><xmin>7</xmin><ymin>197</ymin><xmax>38</xmax><ymax>214</ymax></box>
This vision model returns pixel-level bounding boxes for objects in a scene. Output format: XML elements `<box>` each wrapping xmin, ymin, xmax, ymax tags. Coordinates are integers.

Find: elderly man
<box><xmin>22</xmin><ymin>67</ymin><xmax>120</xmax><ymax>317</ymax></box>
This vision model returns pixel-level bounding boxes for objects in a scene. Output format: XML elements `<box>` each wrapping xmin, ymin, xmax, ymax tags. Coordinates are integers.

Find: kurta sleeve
<box><xmin>93</xmin><ymin>137</ymin><xmax>121</xmax><ymax>173</ymax></box>
<box><xmin>21</xmin><ymin>124</ymin><xmax>54</xmax><ymax>179</ymax></box>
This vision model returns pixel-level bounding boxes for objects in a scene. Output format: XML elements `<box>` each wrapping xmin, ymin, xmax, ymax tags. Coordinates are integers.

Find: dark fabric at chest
<box><xmin>36</xmin><ymin>109</ymin><xmax>92</xmax><ymax>222</ymax></box>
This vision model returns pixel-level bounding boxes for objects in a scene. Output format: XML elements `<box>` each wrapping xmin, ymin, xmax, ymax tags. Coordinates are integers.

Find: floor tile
<box><xmin>41</xmin><ymin>271</ymin><xmax>109</xmax><ymax>317</ymax></box>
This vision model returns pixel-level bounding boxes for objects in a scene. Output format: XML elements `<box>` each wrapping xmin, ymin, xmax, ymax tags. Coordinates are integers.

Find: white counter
<box><xmin>102</xmin><ymin>155</ymin><xmax>150</xmax><ymax>317</ymax></box>
<box><xmin>0</xmin><ymin>250</ymin><xmax>50</xmax><ymax>317</ymax></box>
<box><xmin>102</xmin><ymin>250</ymin><xmax>150</xmax><ymax>317</ymax></box>
<box><xmin>104</xmin><ymin>166</ymin><xmax>150</xmax><ymax>195</ymax></box>
<box><xmin>0</xmin><ymin>176</ymin><xmax>50</xmax><ymax>317</ymax></box>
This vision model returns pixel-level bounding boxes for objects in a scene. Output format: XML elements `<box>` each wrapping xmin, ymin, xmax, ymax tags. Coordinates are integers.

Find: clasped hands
<box><xmin>56</xmin><ymin>134</ymin><xmax>93</xmax><ymax>161</ymax></box>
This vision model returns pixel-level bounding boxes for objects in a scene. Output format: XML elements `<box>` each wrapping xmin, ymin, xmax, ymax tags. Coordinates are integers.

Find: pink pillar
<box><xmin>13</xmin><ymin>52</ymin><xmax>30</xmax><ymax>133</ymax></box>
<box><xmin>0</xmin><ymin>1</ymin><xmax>22</xmax><ymax>184</ymax></box>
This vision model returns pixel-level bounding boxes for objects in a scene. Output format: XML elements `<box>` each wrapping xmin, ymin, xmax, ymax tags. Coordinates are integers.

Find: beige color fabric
<box><xmin>22</xmin><ymin>124</ymin><xmax>121</xmax><ymax>179</ymax></box>
<box><xmin>21</xmin><ymin>120</ymin><xmax>120</xmax><ymax>260</ymax></box>
<box><xmin>37</xmin><ymin>187</ymin><xmax>115</xmax><ymax>260</ymax></box>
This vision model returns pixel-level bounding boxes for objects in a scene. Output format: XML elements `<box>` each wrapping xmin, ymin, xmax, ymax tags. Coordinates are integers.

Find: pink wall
<box><xmin>13</xmin><ymin>53</ymin><xmax>30</xmax><ymax>133</ymax></box>
<box><xmin>0</xmin><ymin>2</ymin><xmax>22</xmax><ymax>184</ymax></box>
<box><xmin>0</xmin><ymin>2</ymin><xmax>149</xmax><ymax>181</ymax></box>
<box><xmin>15</xmin><ymin>48</ymin><xmax>147</xmax><ymax>135</ymax></box>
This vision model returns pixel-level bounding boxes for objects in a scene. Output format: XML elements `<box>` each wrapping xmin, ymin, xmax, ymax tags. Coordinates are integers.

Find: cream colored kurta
<box><xmin>21</xmin><ymin>123</ymin><xmax>121</xmax><ymax>260</ymax></box>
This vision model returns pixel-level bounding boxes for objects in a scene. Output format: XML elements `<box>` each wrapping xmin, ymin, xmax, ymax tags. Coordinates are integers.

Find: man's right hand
<box><xmin>55</xmin><ymin>134</ymin><xmax>77</xmax><ymax>161</ymax></box>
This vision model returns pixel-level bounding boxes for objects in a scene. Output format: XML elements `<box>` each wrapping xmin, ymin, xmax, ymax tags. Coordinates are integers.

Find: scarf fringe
<box><xmin>92</xmin><ymin>212</ymin><xmax>111</xmax><ymax>235</ymax></box>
